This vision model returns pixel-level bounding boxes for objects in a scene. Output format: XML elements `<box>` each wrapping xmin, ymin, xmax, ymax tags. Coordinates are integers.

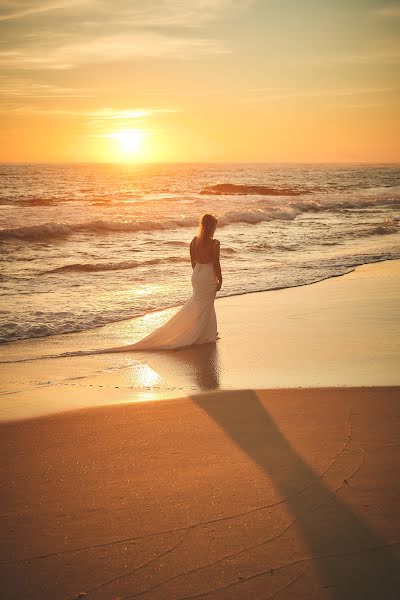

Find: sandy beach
<box><xmin>1</xmin><ymin>387</ymin><xmax>400</xmax><ymax>599</ymax></box>
<box><xmin>1</xmin><ymin>260</ymin><xmax>400</xmax><ymax>599</ymax></box>
<box><xmin>2</xmin><ymin>0</ymin><xmax>400</xmax><ymax>596</ymax></box>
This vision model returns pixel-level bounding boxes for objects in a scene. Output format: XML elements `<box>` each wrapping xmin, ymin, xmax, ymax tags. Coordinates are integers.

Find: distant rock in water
<box><xmin>200</xmin><ymin>183</ymin><xmax>305</xmax><ymax>196</ymax></box>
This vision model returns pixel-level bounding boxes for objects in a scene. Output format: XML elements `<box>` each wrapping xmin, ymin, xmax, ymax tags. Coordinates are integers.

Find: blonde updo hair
<box><xmin>198</xmin><ymin>213</ymin><xmax>218</xmax><ymax>241</ymax></box>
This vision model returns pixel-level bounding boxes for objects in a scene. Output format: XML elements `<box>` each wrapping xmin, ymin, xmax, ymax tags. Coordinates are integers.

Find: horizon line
<box><xmin>1</xmin><ymin>160</ymin><xmax>399</xmax><ymax>166</ymax></box>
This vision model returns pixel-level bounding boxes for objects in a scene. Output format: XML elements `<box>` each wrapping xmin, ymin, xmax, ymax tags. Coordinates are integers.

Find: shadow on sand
<box><xmin>136</xmin><ymin>343</ymin><xmax>399</xmax><ymax>596</ymax></box>
<box><xmin>191</xmin><ymin>389</ymin><xmax>400</xmax><ymax>599</ymax></box>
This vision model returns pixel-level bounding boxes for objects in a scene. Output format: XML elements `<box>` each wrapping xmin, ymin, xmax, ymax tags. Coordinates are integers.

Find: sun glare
<box><xmin>108</xmin><ymin>129</ymin><xmax>145</xmax><ymax>161</ymax></box>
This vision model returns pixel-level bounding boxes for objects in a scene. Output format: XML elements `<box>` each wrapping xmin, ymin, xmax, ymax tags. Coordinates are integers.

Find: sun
<box><xmin>115</xmin><ymin>130</ymin><xmax>142</xmax><ymax>153</ymax></box>
<box><xmin>108</xmin><ymin>129</ymin><xmax>145</xmax><ymax>160</ymax></box>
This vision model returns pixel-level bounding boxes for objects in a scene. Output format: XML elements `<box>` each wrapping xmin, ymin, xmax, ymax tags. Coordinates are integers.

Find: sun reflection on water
<box><xmin>136</xmin><ymin>364</ymin><xmax>161</xmax><ymax>388</ymax></box>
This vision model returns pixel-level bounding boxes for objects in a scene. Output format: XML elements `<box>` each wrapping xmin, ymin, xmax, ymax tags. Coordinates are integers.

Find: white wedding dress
<box><xmin>110</xmin><ymin>260</ymin><xmax>218</xmax><ymax>352</ymax></box>
<box><xmin>13</xmin><ymin>253</ymin><xmax>219</xmax><ymax>363</ymax></box>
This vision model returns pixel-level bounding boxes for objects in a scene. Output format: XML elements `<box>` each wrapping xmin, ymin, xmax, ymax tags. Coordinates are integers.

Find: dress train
<box><xmin>108</xmin><ymin>261</ymin><xmax>218</xmax><ymax>352</ymax></box>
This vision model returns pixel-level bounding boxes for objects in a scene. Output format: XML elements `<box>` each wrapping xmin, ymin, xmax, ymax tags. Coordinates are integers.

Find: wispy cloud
<box><xmin>303</xmin><ymin>48</ymin><xmax>400</xmax><ymax>66</ymax></box>
<box><xmin>0</xmin><ymin>0</ymin><xmax>86</xmax><ymax>22</ymax></box>
<box><xmin>241</xmin><ymin>86</ymin><xmax>399</xmax><ymax>102</ymax></box>
<box><xmin>86</xmin><ymin>107</ymin><xmax>178</xmax><ymax>119</ymax></box>
<box><xmin>0</xmin><ymin>1</ymin><xmax>246</xmax><ymax>71</ymax></box>
<box><xmin>0</xmin><ymin>105</ymin><xmax>179</xmax><ymax>137</ymax></box>
<box><xmin>0</xmin><ymin>0</ymin><xmax>250</xmax><ymax>26</ymax></box>
<box><xmin>0</xmin><ymin>33</ymin><xmax>229</xmax><ymax>70</ymax></box>
<box><xmin>101</xmin><ymin>0</ymin><xmax>254</xmax><ymax>28</ymax></box>
<box><xmin>1</xmin><ymin>106</ymin><xmax>178</xmax><ymax>118</ymax></box>
<box><xmin>373</xmin><ymin>5</ymin><xmax>400</xmax><ymax>18</ymax></box>
<box><xmin>84</xmin><ymin>107</ymin><xmax>180</xmax><ymax>133</ymax></box>
<box><xmin>0</xmin><ymin>76</ymin><xmax>95</xmax><ymax>97</ymax></box>
<box><xmin>328</xmin><ymin>103</ymin><xmax>385</xmax><ymax>110</ymax></box>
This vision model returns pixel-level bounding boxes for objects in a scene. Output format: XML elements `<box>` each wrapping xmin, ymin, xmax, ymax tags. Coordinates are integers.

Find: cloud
<box><xmin>0</xmin><ymin>104</ymin><xmax>179</xmax><ymax>143</ymax></box>
<box><xmin>0</xmin><ymin>0</ymin><xmax>250</xmax><ymax>26</ymax></box>
<box><xmin>0</xmin><ymin>33</ymin><xmax>229</xmax><ymax>70</ymax></box>
<box><xmin>0</xmin><ymin>0</ymin><xmax>85</xmax><ymax>22</ymax></box>
<box><xmin>1</xmin><ymin>105</ymin><xmax>178</xmax><ymax>116</ymax></box>
<box><xmin>257</xmin><ymin>48</ymin><xmax>399</xmax><ymax>71</ymax></box>
<box><xmin>85</xmin><ymin>107</ymin><xmax>178</xmax><ymax>120</ymax></box>
<box><xmin>373</xmin><ymin>5</ymin><xmax>400</xmax><ymax>18</ymax></box>
<box><xmin>328</xmin><ymin>103</ymin><xmax>385</xmax><ymax>110</ymax></box>
<box><xmin>302</xmin><ymin>45</ymin><xmax>400</xmax><ymax>66</ymax></box>
<box><xmin>102</xmin><ymin>0</ymin><xmax>254</xmax><ymax>28</ymax></box>
<box><xmin>0</xmin><ymin>1</ymin><xmax>247</xmax><ymax>71</ymax></box>
<box><xmin>0</xmin><ymin>76</ymin><xmax>95</xmax><ymax>97</ymax></box>
<box><xmin>1</xmin><ymin>32</ymin><xmax>230</xmax><ymax>70</ymax></box>
<box><xmin>0</xmin><ymin>106</ymin><xmax>179</xmax><ymax>135</ymax></box>
<box><xmin>241</xmin><ymin>87</ymin><xmax>399</xmax><ymax>102</ymax></box>
<box><xmin>84</xmin><ymin>107</ymin><xmax>180</xmax><ymax>133</ymax></box>
<box><xmin>327</xmin><ymin>52</ymin><xmax>400</xmax><ymax>65</ymax></box>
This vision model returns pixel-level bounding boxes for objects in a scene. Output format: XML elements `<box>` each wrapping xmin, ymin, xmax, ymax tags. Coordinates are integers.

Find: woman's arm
<box><xmin>213</xmin><ymin>240</ymin><xmax>222</xmax><ymax>291</ymax></box>
<box><xmin>190</xmin><ymin>237</ymin><xmax>196</xmax><ymax>269</ymax></box>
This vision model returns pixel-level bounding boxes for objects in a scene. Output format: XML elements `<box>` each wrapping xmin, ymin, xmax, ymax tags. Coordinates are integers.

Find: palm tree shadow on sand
<box><xmin>191</xmin><ymin>389</ymin><xmax>400</xmax><ymax>599</ymax></box>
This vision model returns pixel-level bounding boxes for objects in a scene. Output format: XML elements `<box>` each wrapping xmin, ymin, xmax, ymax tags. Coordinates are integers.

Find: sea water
<box><xmin>1</xmin><ymin>162</ymin><xmax>399</xmax><ymax>344</ymax></box>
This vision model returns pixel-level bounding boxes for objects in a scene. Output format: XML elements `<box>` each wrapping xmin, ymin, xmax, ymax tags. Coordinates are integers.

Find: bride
<box><xmin>110</xmin><ymin>213</ymin><xmax>222</xmax><ymax>352</ymax></box>
<box><xmin>4</xmin><ymin>217</ymin><xmax>223</xmax><ymax>364</ymax></box>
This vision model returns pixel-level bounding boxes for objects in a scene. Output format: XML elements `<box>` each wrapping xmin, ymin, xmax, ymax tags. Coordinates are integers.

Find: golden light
<box><xmin>108</xmin><ymin>129</ymin><xmax>145</xmax><ymax>160</ymax></box>
<box><xmin>136</xmin><ymin>364</ymin><xmax>161</xmax><ymax>388</ymax></box>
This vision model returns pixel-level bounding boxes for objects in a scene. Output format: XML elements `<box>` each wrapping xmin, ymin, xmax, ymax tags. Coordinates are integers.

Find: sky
<box><xmin>0</xmin><ymin>0</ymin><xmax>399</xmax><ymax>163</ymax></box>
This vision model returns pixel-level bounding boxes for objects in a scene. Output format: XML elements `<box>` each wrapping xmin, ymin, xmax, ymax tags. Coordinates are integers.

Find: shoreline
<box><xmin>0</xmin><ymin>258</ymin><xmax>399</xmax><ymax>422</ymax></box>
<box><xmin>1</xmin><ymin>256</ymin><xmax>398</xmax><ymax>348</ymax></box>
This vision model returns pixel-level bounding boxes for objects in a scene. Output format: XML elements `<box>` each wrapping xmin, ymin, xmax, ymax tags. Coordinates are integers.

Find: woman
<box><xmin>111</xmin><ymin>213</ymin><xmax>222</xmax><ymax>352</ymax></box>
<box><xmin>12</xmin><ymin>216</ymin><xmax>222</xmax><ymax>363</ymax></box>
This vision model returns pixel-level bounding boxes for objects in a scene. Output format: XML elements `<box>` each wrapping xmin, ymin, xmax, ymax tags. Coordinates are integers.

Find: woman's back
<box><xmin>191</xmin><ymin>236</ymin><xmax>217</xmax><ymax>264</ymax></box>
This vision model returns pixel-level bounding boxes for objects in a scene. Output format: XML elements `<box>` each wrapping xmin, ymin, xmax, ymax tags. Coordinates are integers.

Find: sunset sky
<box><xmin>1</xmin><ymin>0</ymin><xmax>399</xmax><ymax>163</ymax></box>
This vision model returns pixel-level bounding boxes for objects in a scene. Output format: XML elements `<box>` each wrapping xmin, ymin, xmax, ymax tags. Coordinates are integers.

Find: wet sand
<box><xmin>1</xmin><ymin>259</ymin><xmax>399</xmax><ymax>421</ymax></box>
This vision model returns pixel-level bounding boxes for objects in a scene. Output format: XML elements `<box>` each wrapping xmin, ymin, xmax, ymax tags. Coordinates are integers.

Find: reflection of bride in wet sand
<box><xmin>144</xmin><ymin>342</ymin><xmax>220</xmax><ymax>393</ymax></box>
<box><xmin>106</xmin><ymin>213</ymin><xmax>223</xmax><ymax>353</ymax></box>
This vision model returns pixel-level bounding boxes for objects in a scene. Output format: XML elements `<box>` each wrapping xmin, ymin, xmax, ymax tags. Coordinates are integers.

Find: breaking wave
<box><xmin>1</xmin><ymin>196</ymin><xmax>400</xmax><ymax>242</ymax></box>
<box><xmin>0</xmin><ymin>218</ymin><xmax>197</xmax><ymax>242</ymax></box>
<box><xmin>42</xmin><ymin>256</ymin><xmax>186</xmax><ymax>275</ymax></box>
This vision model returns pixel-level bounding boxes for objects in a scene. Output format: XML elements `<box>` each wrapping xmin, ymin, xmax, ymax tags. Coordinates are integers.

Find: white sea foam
<box><xmin>1</xmin><ymin>195</ymin><xmax>399</xmax><ymax>242</ymax></box>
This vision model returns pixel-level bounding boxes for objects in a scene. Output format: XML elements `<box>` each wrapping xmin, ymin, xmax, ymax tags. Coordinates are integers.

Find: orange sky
<box><xmin>1</xmin><ymin>1</ymin><xmax>399</xmax><ymax>163</ymax></box>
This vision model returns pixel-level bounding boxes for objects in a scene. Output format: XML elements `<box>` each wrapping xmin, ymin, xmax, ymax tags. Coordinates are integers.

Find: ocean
<box><xmin>0</xmin><ymin>162</ymin><xmax>399</xmax><ymax>345</ymax></box>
